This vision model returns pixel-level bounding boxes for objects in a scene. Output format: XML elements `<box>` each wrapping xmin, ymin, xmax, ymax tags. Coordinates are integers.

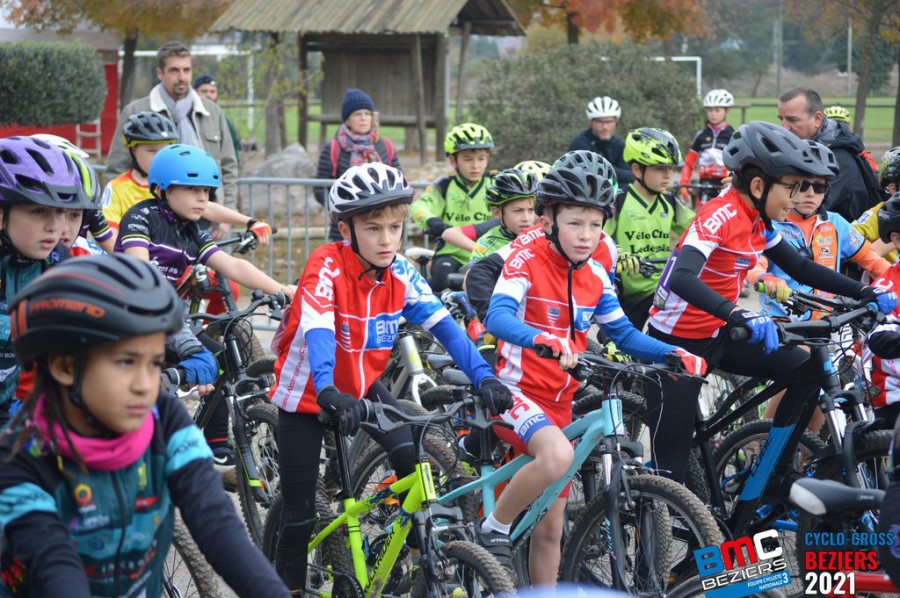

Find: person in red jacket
<box><xmin>680</xmin><ymin>89</ymin><xmax>735</xmax><ymax>208</ymax></box>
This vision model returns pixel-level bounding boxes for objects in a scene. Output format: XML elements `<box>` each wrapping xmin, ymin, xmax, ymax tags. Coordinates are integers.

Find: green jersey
<box><xmin>411</xmin><ymin>174</ymin><xmax>492</xmax><ymax>265</ymax></box>
<box><xmin>603</xmin><ymin>185</ymin><xmax>695</xmax><ymax>303</ymax></box>
<box><xmin>470</xmin><ymin>224</ymin><xmax>515</xmax><ymax>263</ymax></box>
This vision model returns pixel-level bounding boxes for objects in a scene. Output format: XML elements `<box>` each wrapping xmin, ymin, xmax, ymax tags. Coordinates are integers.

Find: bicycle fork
<box><xmin>227</xmin><ymin>397</ymin><xmax>270</xmax><ymax>504</ymax></box>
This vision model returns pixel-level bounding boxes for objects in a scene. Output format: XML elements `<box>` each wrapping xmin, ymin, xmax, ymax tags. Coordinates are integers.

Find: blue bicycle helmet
<box><xmin>148</xmin><ymin>144</ymin><xmax>221</xmax><ymax>193</ymax></box>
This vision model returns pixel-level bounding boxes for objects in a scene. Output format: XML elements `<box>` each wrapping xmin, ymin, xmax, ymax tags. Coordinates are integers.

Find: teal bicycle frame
<box><xmin>438</xmin><ymin>395</ymin><xmax>628</xmax><ymax>545</ymax></box>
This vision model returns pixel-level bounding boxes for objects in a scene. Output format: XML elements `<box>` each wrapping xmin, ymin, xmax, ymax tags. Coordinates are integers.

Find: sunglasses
<box><xmin>773</xmin><ymin>180</ymin><xmax>829</xmax><ymax>197</ymax></box>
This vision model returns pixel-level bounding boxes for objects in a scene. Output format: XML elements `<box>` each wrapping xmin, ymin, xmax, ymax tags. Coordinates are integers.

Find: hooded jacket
<box><xmin>814</xmin><ymin>119</ymin><xmax>884</xmax><ymax>222</ymax></box>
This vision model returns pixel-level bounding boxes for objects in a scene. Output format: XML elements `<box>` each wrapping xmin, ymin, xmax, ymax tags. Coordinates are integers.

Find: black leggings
<box><xmin>429</xmin><ymin>255</ymin><xmax>462</xmax><ymax>293</ymax></box>
<box><xmin>274</xmin><ymin>381</ymin><xmax>416</xmax><ymax>592</ymax></box>
<box><xmin>621</xmin><ymin>294</ymin><xmax>655</xmax><ymax>332</ymax></box>
<box><xmin>644</xmin><ymin>324</ymin><xmax>823</xmax><ymax>483</ymax></box>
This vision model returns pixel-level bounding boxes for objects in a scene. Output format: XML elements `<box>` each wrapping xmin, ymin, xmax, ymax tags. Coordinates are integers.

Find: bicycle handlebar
<box><xmin>185</xmin><ymin>289</ymin><xmax>287</xmax><ymax>324</ymax></box>
<box><xmin>216</xmin><ymin>226</ymin><xmax>279</xmax><ymax>255</ymax></box>
<box><xmin>535</xmin><ymin>344</ymin><xmax>703</xmax><ymax>383</ymax></box>
<box><xmin>729</xmin><ymin>301</ymin><xmax>883</xmax><ymax>344</ymax></box>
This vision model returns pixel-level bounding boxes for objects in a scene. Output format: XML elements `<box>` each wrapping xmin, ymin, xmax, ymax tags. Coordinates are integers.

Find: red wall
<box><xmin>0</xmin><ymin>60</ymin><xmax>119</xmax><ymax>158</ymax></box>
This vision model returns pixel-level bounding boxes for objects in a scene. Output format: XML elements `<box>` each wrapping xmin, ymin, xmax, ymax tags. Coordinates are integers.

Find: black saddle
<box><xmin>789</xmin><ymin>477</ymin><xmax>884</xmax><ymax>517</ymax></box>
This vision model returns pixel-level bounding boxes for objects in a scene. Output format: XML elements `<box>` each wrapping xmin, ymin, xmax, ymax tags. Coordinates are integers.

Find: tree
<box><xmin>508</xmin><ymin>0</ymin><xmax>708</xmax><ymax>45</ymax></box>
<box><xmin>0</xmin><ymin>0</ymin><xmax>234</xmax><ymax>108</ymax></box>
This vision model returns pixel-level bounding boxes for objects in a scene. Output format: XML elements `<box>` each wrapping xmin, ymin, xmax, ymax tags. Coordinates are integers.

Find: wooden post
<box><xmin>455</xmin><ymin>21</ymin><xmax>471</xmax><ymax>123</ymax></box>
<box><xmin>412</xmin><ymin>34</ymin><xmax>427</xmax><ymax>163</ymax></box>
<box><xmin>298</xmin><ymin>33</ymin><xmax>309</xmax><ymax>148</ymax></box>
<box><xmin>434</xmin><ymin>33</ymin><xmax>448</xmax><ymax>161</ymax></box>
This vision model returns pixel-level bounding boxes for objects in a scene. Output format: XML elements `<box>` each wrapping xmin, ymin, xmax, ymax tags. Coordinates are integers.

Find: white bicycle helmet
<box><xmin>30</xmin><ymin>134</ymin><xmax>90</xmax><ymax>160</ymax></box>
<box><xmin>703</xmin><ymin>89</ymin><xmax>734</xmax><ymax>108</ymax></box>
<box><xmin>328</xmin><ymin>163</ymin><xmax>413</xmax><ymax>221</ymax></box>
<box><xmin>586</xmin><ymin>96</ymin><xmax>621</xmax><ymax>120</ymax></box>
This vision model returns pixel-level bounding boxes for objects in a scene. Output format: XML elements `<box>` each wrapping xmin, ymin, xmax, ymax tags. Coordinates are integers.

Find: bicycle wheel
<box><xmin>666</xmin><ymin>574</ymin><xmax>788</xmax><ymax>597</ymax></box>
<box><xmin>813</xmin><ymin>429</ymin><xmax>892</xmax><ymax>490</ymax></box>
<box><xmin>261</xmin><ymin>486</ymin><xmax>355</xmax><ymax>594</ymax></box>
<box><xmin>572</xmin><ymin>389</ymin><xmax>647</xmax><ymax>442</ymax></box>
<box><xmin>411</xmin><ymin>540</ymin><xmax>517</xmax><ymax>596</ymax></box>
<box><xmin>236</xmin><ymin>401</ymin><xmax>280</xmax><ymax>547</ymax></box>
<box><xmin>559</xmin><ymin>474</ymin><xmax>724</xmax><ymax>593</ymax></box>
<box><xmin>163</xmin><ymin>510</ymin><xmax>219</xmax><ymax>598</ymax></box>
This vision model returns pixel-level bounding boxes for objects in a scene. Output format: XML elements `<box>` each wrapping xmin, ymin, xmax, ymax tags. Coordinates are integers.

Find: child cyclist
<box><xmin>469</xmin><ymin>168</ymin><xmax>538</xmax><ymax>262</ymax></box>
<box><xmin>747</xmin><ymin>140</ymin><xmax>889</xmax><ymax>430</ymax></box>
<box><xmin>645</xmin><ymin>121</ymin><xmax>897</xmax><ymax>484</ymax></box>
<box><xmin>853</xmin><ymin>146</ymin><xmax>900</xmax><ymax>261</ymax></box>
<box><xmin>118</xmin><ymin>144</ymin><xmax>294</xmax><ymax>462</ymax></box>
<box><xmin>0</xmin><ymin>254</ymin><xmax>290</xmax><ymax>597</ymax></box>
<box><xmin>679</xmin><ymin>89</ymin><xmax>735</xmax><ymax>206</ymax></box>
<box><xmin>411</xmin><ymin>123</ymin><xmax>494</xmax><ymax>291</ymax></box>
<box><xmin>606</xmin><ymin>128</ymin><xmax>695</xmax><ymax>330</ymax></box>
<box><xmin>0</xmin><ymin>137</ymin><xmax>93</xmax><ymax>424</ymax></box>
<box><xmin>481</xmin><ymin>164</ymin><xmax>706</xmax><ymax>585</ymax></box>
<box><xmin>269</xmin><ymin>163</ymin><xmax>511</xmax><ymax>593</ymax></box>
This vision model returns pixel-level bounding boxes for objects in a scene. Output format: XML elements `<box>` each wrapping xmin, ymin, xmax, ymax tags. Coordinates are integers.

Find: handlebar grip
<box><xmin>271</xmin><ymin>291</ymin><xmax>287</xmax><ymax>308</ymax></box>
<box><xmin>317</xmin><ymin>409</ymin><xmax>334</xmax><ymax>427</ymax></box>
<box><xmin>162</xmin><ymin>367</ymin><xmax>185</xmax><ymax>387</ymax></box>
<box><xmin>729</xmin><ymin>327</ymin><xmax>750</xmax><ymax>341</ymax></box>
<box><xmin>535</xmin><ymin>344</ymin><xmax>556</xmax><ymax>359</ymax></box>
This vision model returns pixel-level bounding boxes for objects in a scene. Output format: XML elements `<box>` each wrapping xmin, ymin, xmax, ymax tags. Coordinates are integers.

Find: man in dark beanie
<box><xmin>315</xmin><ymin>88</ymin><xmax>400</xmax><ymax>242</ymax></box>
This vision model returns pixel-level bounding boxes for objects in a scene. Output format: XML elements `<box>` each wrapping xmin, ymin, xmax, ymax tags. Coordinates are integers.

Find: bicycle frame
<box><xmin>439</xmin><ymin>395</ymin><xmax>629</xmax><ymax>546</ymax></box>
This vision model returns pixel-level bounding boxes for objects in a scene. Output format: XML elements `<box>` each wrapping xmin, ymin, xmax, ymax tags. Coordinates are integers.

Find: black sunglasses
<box><xmin>773</xmin><ymin>180</ymin><xmax>829</xmax><ymax>198</ymax></box>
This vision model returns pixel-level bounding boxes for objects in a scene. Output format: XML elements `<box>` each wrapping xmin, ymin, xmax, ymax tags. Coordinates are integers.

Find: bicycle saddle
<box><xmin>789</xmin><ymin>477</ymin><xmax>884</xmax><ymax>517</ymax></box>
<box><xmin>405</xmin><ymin>247</ymin><xmax>435</xmax><ymax>262</ymax></box>
<box><xmin>427</xmin><ymin>354</ymin><xmax>457</xmax><ymax>370</ymax></box>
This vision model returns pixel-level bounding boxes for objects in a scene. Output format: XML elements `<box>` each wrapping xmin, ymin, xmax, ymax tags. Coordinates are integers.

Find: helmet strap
<box><xmin>347</xmin><ymin>220</ymin><xmax>395</xmax><ymax>282</ymax></box>
<box><xmin>128</xmin><ymin>147</ymin><xmax>148</xmax><ymax>178</ymax></box>
<box><xmin>750</xmin><ymin>178</ymin><xmax>775</xmax><ymax>231</ymax></box>
<box><xmin>66</xmin><ymin>359</ymin><xmax>119</xmax><ymax>439</ymax></box>
<box><xmin>545</xmin><ymin>206</ymin><xmax>589</xmax><ymax>270</ymax></box>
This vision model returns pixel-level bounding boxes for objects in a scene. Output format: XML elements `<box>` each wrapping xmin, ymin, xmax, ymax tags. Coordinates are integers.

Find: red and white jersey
<box><xmin>271</xmin><ymin>242</ymin><xmax>448</xmax><ymax>413</ymax></box>
<box><xmin>490</xmin><ymin>238</ymin><xmax>624</xmax><ymax>408</ymax></box>
<box><xmin>867</xmin><ymin>266</ymin><xmax>900</xmax><ymax>408</ymax></box>
<box><xmin>649</xmin><ymin>188</ymin><xmax>781</xmax><ymax>339</ymax></box>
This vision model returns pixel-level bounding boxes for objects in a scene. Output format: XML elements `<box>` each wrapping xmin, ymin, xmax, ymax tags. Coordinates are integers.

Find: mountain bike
<box><xmin>262</xmin><ymin>397</ymin><xmax>517</xmax><ymax>597</ymax></box>
<box><xmin>436</xmin><ymin>350</ymin><xmax>723</xmax><ymax>593</ymax></box>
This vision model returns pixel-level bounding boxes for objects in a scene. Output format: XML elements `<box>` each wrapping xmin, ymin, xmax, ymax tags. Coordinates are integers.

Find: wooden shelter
<box><xmin>211</xmin><ymin>0</ymin><xmax>523</xmax><ymax>161</ymax></box>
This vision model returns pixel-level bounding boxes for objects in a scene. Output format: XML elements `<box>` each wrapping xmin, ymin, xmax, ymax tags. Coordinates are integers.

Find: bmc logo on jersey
<box><xmin>366</xmin><ymin>314</ymin><xmax>399</xmax><ymax>349</ymax></box>
<box><xmin>702</xmin><ymin>204</ymin><xmax>738</xmax><ymax>235</ymax></box>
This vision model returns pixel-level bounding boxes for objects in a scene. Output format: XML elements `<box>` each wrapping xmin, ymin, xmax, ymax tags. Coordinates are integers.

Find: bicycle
<box><xmin>262</xmin><ymin>397</ymin><xmax>517</xmax><ymax>597</ymax></box>
<box><xmin>165</xmin><ymin>290</ymin><xmax>286</xmax><ymax>547</ymax></box>
<box><xmin>677</xmin><ymin>181</ymin><xmax>724</xmax><ymax>210</ymax></box>
<box><xmin>437</xmin><ymin>350</ymin><xmax>723</xmax><ymax>593</ymax></box>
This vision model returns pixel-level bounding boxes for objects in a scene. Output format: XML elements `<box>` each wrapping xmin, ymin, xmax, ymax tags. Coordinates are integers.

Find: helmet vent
<box><xmin>26</xmin><ymin>149</ymin><xmax>53</xmax><ymax>175</ymax></box>
<box><xmin>0</xmin><ymin>149</ymin><xmax>18</xmax><ymax>165</ymax></box>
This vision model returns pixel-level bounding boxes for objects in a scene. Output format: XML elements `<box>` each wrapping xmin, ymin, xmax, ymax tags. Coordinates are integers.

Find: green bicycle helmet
<box><xmin>514</xmin><ymin>160</ymin><xmax>551</xmax><ymax>179</ymax></box>
<box><xmin>824</xmin><ymin>105</ymin><xmax>851</xmax><ymax>126</ymax></box>
<box><xmin>624</xmin><ymin>128</ymin><xmax>683</xmax><ymax>167</ymax></box>
<box><xmin>486</xmin><ymin>168</ymin><xmax>538</xmax><ymax>207</ymax></box>
<box><xmin>444</xmin><ymin>123</ymin><xmax>494</xmax><ymax>156</ymax></box>
<box><xmin>880</xmin><ymin>147</ymin><xmax>900</xmax><ymax>188</ymax></box>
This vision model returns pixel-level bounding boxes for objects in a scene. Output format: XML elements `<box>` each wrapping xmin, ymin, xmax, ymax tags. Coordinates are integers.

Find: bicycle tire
<box><xmin>410</xmin><ymin>540</ymin><xmax>517</xmax><ymax>596</ymax></box>
<box><xmin>813</xmin><ymin>428</ymin><xmax>892</xmax><ymax>489</ymax></box>
<box><xmin>571</xmin><ymin>389</ymin><xmax>646</xmax><ymax>442</ymax></box>
<box><xmin>666</xmin><ymin>574</ymin><xmax>788</xmax><ymax>597</ymax></box>
<box><xmin>163</xmin><ymin>510</ymin><xmax>219</xmax><ymax>598</ymax></box>
<box><xmin>559</xmin><ymin>473</ymin><xmax>724</xmax><ymax>592</ymax></box>
<box><xmin>236</xmin><ymin>401</ymin><xmax>280</xmax><ymax>547</ymax></box>
<box><xmin>419</xmin><ymin>384</ymin><xmax>457</xmax><ymax>412</ymax></box>
<box><xmin>261</xmin><ymin>486</ymin><xmax>355</xmax><ymax>593</ymax></box>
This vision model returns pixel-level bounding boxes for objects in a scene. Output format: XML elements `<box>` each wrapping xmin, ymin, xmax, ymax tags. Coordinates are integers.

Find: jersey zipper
<box><xmin>110</xmin><ymin>470</ymin><xmax>128</xmax><ymax>597</ymax></box>
<box><xmin>359</xmin><ymin>284</ymin><xmax>378</xmax><ymax>397</ymax></box>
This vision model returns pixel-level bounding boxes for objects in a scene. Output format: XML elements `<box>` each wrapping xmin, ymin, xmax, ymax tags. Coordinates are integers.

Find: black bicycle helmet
<box><xmin>805</xmin><ymin>140</ymin><xmax>840</xmax><ymax>177</ymax></box>
<box><xmin>486</xmin><ymin>168</ymin><xmax>538</xmax><ymax>207</ymax></box>
<box><xmin>881</xmin><ymin>147</ymin><xmax>900</xmax><ymax>188</ymax></box>
<box><xmin>723</xmin><ymin>121</ymin><xmax>833</xmax><ymax>179</ymax></box>
<box><xmin>877</xmin><ymin>193</ymin><xmax>900</xmax><ymax>243</ymax></box>
<box><xmin>10</xmin><ymin>253</ymin><xmax>184</xmax><ymax>365</ymax></box>
<box><xmin>123</xmin><ymin>111</ymin><xmax>178</xmax><ymax>146</ymax></box>
<box><xmin>535</xmin><ymin>166</ymin><xmax>616</xmax><ymax>219</ymax></box>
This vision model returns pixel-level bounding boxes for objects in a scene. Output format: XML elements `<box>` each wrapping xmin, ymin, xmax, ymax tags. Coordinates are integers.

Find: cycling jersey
<box><xmin>486</xmin><ymin>237</ymin><xmax>672</xmax><ymax>411</ymax></box>
<box><xmin>411</xmin><ymin>174</ymin><xmax>492</xmax><ymax>265</ymax></box>
<box><xmin>649</xmin><ymin>188</ymin><xmax>782</xmax><ymax>338</ymax></box>
<box><xmin>0</xmin><ymin>391</ymin><xmax>289</xmax><ymax>597</ymax></box>
<box><xmin>868</xmin><ymin>266</ymin><xmax>900</xmax><ymax>408</ymax></box>
<box><xmin>465</xmin><ymin>224</ymin><xmax>617</xmax><ymax>322</ymax></box>
<box><xmin>116</xmin><ymin>199</ymin><xmax>220</xmax><ymax>284</ymax></box>
<box><xmin>69</xmin><ymin>236</ymin><xmax>105</xmax><ymax>258</ymax></box>
<box><xmin>271</xmin><ymin>242</ymin><xmax>493</xmax><ymax>413</ymax></box>
<box><xmin>470</xmin><ymin>224</ymin><xmax>514</xmax><ymax>262</ymax></box>
<box><xmin>604</xmin><ymin>185</ymin><xmax>695</xmax><ymax>303</ymax></box>
<box><xmin>101</xmin><ymin>171</ymin><xmax>152</xmax><ymax>229</ymax></box>
<box><xmin>754</xmin><ymin>211</ymin><xmax>887</xmax><ymax>317</ymax></box>
<box><xmin>854</xmin><ymin>201</ymin><xmax>899</xmax><ymax>263</ymax></box>
<box><xmin>680</xmin><ymin>123</ymin><xmax>734</xmax><ymax>185</ymax></box>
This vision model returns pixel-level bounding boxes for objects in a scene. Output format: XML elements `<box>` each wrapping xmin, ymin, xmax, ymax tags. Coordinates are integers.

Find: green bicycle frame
<box><xmin>308</xmin><ymin>459</ymin><xmax>437</xmax><ymax>598</ymax></box>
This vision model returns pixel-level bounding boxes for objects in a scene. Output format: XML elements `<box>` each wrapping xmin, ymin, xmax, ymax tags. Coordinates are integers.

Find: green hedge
<box><xmin>471</xmin><ymin>42</ymin><xmax>704</xmax><ymax>168</ymax></box>
<box><xmin>0</xmin><ymin>41</ymin><xmax>106</xmax><ymax>127</ymax></box>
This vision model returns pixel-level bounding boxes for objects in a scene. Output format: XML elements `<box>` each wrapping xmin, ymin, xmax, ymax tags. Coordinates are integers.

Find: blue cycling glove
<box><xmin>179</xmin><ymin>347</ymin><xmax>219</xmax><ymax>385</ymax></box>
<box><xmin>859</xmin><ymin>286</ymin><xmax>898</xmax><ymax>315</ymax></box>
<box><xmin>729</xmin><ymin>309</ymin><xmax>779</xmax><ymax>354</ymax></box>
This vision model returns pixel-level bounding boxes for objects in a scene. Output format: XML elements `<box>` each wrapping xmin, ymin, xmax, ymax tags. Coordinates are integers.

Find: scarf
<box><xmin>336</xmin><ymin>123</ymin><xmax>380</xmax><ymax>168</ymax></box>
<box><xmin>32</xmin><ymin>393</ymin><xmax>155</xmax><ymax>471</ymax></box>
<box><xmin>156</xmin><ymin>84</ymin><xmax>202</xmax><ymax>149</ymax></box>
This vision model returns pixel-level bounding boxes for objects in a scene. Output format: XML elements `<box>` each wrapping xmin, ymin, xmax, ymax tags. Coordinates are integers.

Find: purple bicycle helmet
<box><xmin>0</xmin><ymin>136</ymin><xmax>93</xmax><ymax>209</ymax></box>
